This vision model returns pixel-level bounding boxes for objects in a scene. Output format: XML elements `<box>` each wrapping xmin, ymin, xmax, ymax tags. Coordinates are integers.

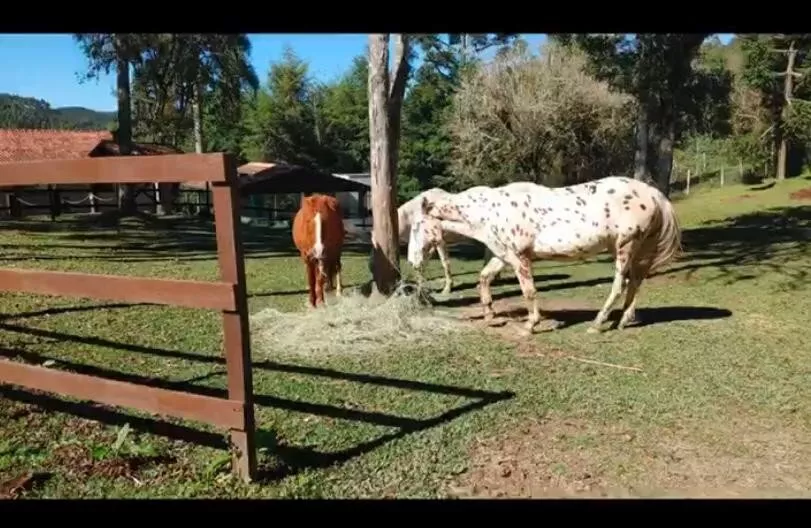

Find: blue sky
<box><xmin>0</xmin><ymin>33</ymin><xmax>734</xmax><ymax>113</ymax></box>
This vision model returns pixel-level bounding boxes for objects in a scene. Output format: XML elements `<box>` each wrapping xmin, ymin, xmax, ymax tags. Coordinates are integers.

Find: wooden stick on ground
<box><xmin>566</xmin><ymin>355</ymin><xmax>643</xmax><ymax>372</ymax></box>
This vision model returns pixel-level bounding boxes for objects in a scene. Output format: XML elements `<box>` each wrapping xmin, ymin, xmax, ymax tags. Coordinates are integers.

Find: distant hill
<box><xmin>0</xmin><ymin>92</ymin><xmax>116</xmax><ymax>131</ymax></box>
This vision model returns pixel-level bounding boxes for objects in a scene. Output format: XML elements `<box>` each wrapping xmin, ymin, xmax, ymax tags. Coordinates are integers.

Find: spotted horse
<box><xmin>406</xmin><ymin>177</ymin><xmax>683</xmax><ymax>335</ymax></box>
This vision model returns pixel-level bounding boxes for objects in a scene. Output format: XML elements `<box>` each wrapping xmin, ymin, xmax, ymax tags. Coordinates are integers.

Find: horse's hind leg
<box><xmin>617</xmin><ymin>260</ymin><xmax>651</xmax><ymax>329</ymax></box>
<box><xmin>505</xmin><ymin>253</ymin><xmax>540</xmax><ymax>336</ymax></box>
<box><xmin>588</xmin><ymin>242</ymin><xmax>635</xmax><ymax>334</ymax></box>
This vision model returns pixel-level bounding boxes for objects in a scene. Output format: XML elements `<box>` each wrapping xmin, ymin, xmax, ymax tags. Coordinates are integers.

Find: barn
<box><xmin>0</xmin><ymin>128</ymin><xmax>183</xmax><ymax>217</ymax></box>
<box><xmin>182</xmin><ymin>161</ymin><xmax>371</xmax><ymax>229</ymax></box>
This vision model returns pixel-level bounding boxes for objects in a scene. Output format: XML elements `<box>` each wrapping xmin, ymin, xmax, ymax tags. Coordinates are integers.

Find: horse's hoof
<box><xmin>441</xmin><ymin>287</ymin><xmax>452</xmax><ymax>295</ymax></box>
<box><xmin>586</xmin><ymin>326</ymin><xmax>603</xmax><ymax>334</ymax></box>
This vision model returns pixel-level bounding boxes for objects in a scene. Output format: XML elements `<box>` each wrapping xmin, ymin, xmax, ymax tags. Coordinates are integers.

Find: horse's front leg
<box><xmin>478</xmin><ymin>256</ymin><xmax>506</xmax><ymax>322</ymax></box>
<box><xmin>412</xmin><ymin>245</ymin><xmax>437</xmax><ymax>290</ymax></box>
<box><xmin>435</xmin><ymin>242</ymin><xmax>454</xmax><ymax>295</ymax></box>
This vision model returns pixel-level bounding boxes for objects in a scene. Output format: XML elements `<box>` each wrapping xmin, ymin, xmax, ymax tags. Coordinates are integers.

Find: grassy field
<box><xmin>2</xmin><ymin>176</ymin><xmax>811</xmax><ymax>498</ymax></box>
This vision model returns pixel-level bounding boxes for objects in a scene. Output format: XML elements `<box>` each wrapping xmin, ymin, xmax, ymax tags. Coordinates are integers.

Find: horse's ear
<box><xmin>421</xmin><ymin>197</ymin><xmax>434</xmax><ymax>215</ymax></box>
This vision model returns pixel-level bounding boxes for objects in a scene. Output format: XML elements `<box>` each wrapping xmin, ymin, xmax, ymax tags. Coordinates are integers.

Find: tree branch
<box><xmin>389</xmin><ymin>34</ymin><xmax>410</xmax><ymax>103</ymax></box>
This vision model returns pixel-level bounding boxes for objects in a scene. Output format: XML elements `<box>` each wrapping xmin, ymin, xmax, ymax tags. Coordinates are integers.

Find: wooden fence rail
<box><xmin>0</xmin><ymin>152</ymin><xmax>257</xmax><ymax>482</ymax></box>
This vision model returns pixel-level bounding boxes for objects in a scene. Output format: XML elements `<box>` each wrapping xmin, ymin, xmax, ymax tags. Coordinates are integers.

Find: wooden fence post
<box><xmin>0</xmin><ymin>153</ymin><xmax>258</xmax><ymax>484</ymax></box>
<box><xmin>211</xmin><ymin>155</ymin><xmax>258</xmax><ymax>483</ymax></box>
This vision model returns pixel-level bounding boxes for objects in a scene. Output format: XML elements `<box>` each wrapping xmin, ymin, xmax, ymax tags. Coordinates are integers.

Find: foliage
<box><xmin>398</xmin><ymin>64</ymin><xmax>456</xmax><ymax>199</ymax></box>
<box><xmin>8</xmin><ymin>32</ymin><xmax>810</xmax><ymax>220</ymax></box>
<box><xmin>240</xmin><ymin>47</ymin><xmax>323</xmax><ymax>167</ymax></box>
<box><xmin>444</xmin><ymin>42</ymin><xmax>636</xmax><ymax>189</ymax></box>
<box><xmin>129</xmin><ymin>34</ymin><xmax>258</xmax><ymax>151</ymax></box>
<box><xmin>0</xmin><ymin>93</ymin><xmax>115</xmax><ymax>130</ymax></box>
<box><xmin>317</xmin><ymin>55</ymin><xmax>370</xmax><ymax>174</ymax></box>
<box><xmin>738</xmin><ymin>34</ymin><xmax>811</xmax><ymax>177</ymax></box>
<box><xmin>677</xmin><ymin>40</ymin><xmax>735</xmax><ymax>140</ymax></box>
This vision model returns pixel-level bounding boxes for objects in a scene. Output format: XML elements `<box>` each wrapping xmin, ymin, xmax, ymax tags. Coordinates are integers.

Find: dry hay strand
<box><xmin>250</xmin><ymin>281</ymin><xmax>468</xmax><ymax>358</ymax></box>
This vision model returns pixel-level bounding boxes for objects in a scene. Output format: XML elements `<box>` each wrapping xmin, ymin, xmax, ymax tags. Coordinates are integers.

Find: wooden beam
<box><xmin>0</xmin><ymin>359</ymin><xmax>245</xmax><ymax>430</ymax></box>
<box><xmin>0</xmin><ymin>153</ymin><xmax>233</xmax><ymax>186</ymax></box>
<box><xmin>0</xmin><ymin>268</ymin><xmax>236</xmax><ymax>311</ymax></box>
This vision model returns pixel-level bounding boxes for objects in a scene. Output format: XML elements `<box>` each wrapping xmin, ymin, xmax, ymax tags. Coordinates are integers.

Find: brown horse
<box><xmin>292</xmin><ymin>194</ymin><xmax>346</xmax><ymax>308</ymax></box>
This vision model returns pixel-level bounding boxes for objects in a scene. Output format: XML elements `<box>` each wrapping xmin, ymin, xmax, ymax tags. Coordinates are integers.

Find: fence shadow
<box><xmin>0</xmin><ymin>324</ymin><xmax>513</xmax><ymax>483</ymax></box>
<box><xmin>0</xmin><ymin>214</ymin><xmax>373</xmax><ymax>263</ymax></box>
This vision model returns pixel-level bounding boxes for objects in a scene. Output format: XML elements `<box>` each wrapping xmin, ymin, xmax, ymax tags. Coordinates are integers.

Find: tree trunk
<box><xmin>193</xmin><ymin>81</ymin><xmax>204</xmax><ymax>154</ymax></box>
<box><xmin>776</xmin><ymin>121</ymin><xmax>789</xmax><ymax>182</ymax></box>
<box><xmin>116</xmin><ymin>53</ymin><xmax>137</xmax><ymax>216</ymax></box>
<box><xmin>368</xmin><ymin>33</ymin><xmax>403</xmax><ymax>296</ymax></box>
<box><xmin>633</xmin><ymin>105</ymin><xmax>650</xmax><ymax>181</ymax></box>
<box><xmin>777</xmin><ymin>40</ymin><xmax>798</xmax><ymax>181</ymax></box>
<box><xmin>387</xmin><ymin>35</ymin><xmax>409</xmax><ymax>173</ymax></box>
<box><xmin>655</xmin><ymin>114</ymin><xmax>676</xmax><ymax>197</ymax></box>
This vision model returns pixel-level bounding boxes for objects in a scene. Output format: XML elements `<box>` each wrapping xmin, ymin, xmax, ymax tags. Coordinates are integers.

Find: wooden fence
<box><xmin>0</xmin><ymin>153</ymin><xmax>258</xmax><ymax>482</ymax></box>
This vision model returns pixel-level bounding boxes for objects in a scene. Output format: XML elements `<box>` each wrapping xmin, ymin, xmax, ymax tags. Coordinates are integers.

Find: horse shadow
<box><xmin>489</xmin><ymin>305</ymin><xmax>732</xmax><ymax>330</ymax></box>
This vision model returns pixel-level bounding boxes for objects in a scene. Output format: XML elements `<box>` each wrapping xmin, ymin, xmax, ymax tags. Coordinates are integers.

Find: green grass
<box><xmin>2</xmin><ymin>176</ymin><xmax>811</xmax><ymax>498</ymax></box>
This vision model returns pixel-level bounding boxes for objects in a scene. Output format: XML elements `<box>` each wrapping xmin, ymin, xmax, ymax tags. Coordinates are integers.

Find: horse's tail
<box><xmin>645</xmin><ymin>193</ymin><xmax>683</xmax><ymax>276</ymax></box>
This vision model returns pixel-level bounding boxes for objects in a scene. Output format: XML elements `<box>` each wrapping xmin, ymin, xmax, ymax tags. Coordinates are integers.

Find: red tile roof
<box><xmin>0</xmin><ymin>128</ymin><xmax>113</xmax><ymax>163</ymax></box>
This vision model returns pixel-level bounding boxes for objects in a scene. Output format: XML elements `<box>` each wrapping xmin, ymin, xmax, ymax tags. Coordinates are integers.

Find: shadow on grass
<box><xmin>670</xmin><ymin>205</ymin><xmax>811</xmax><ymax>289</ymax></box>
<box><xmin>0</xmin><ymin>325</ymin><xmax>513</xmax><ymax>483</ymax></box>
<box><xmin>480</xmin><ymin>305</ymin><xmax>732</xmax><ymax>330</ymax></box>
<box><xmin>749</xmin><ymin>182</ymin><xmax>776</xmax><ymax>191</ymax></box>
<box><xmin>0</xmin><ymin>214</ymin><xmax>372</xmax><ymax>263</ymax></box>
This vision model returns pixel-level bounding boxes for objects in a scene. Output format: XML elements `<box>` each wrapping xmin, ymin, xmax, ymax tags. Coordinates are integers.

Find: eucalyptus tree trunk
<box><xmin>115</xmin><ymin>50</ymin><xmax>137</xmax><ymax>216</ymax></box>
<box><xmin>368</xmin><ymin>33</ymin><xmax>410</xmax><ymax>296</ymax></box>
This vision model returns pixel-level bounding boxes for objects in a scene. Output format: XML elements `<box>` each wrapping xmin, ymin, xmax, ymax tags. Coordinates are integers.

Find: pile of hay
<box><xmin>250</xmin><ymin>282</ymin><xmax>468</xmax><ymax>358</ymax></box>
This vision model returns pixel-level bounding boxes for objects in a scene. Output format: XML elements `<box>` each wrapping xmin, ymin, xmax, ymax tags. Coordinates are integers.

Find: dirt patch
<box><xmin>445</xmin><ymin>295</ymin><xmax>599</xmax><ymax>358</ymax></box>
<box><xmin>0</xmin><ymin>472</ymin><xmax>52</xmax><ymax>499</ymax></box>
<box><xmin>455</xmin><ymin>296</ymin><xmax>594</xmax><ymax>329</ymax></box>
<box><xmin>789</xmin><ymin>187</ymin><xmax>811</xmax><ymax>201</ymax></box>
<box><xmin>48</xmin><ymin>443</ymin><xmax>177</xmax><ymax>481</ymax></box>
<box><xmin>447</xmin><ymin>414</ymin><xmax>811</xmax><ymax>498</ymax></box>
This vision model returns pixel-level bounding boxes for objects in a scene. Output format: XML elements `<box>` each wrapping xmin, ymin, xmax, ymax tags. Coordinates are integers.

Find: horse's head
<box><xmin>406</xmin><ymin>198</ymin><xmax>446</xmax><ymax>270</ymax></box>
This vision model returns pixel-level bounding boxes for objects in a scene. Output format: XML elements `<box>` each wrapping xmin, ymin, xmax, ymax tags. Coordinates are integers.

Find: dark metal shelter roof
<box><xmin>238</xmin><ymin>162</ymin><xmax>370</xmax><ymax>195</ymax></box>
<box><xmin>182</xmin><ymin>161</ymin><xmax>370</xmax><ymax>194</ymax></box>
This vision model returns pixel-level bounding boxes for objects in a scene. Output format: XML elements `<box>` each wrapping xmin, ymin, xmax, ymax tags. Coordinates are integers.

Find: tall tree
<box><xmin>74</xmin><ymin>33</ymin><xmax>150</xmax><ymax>215</ymax></box>
<box><xmin>241</xmin><ymin>46</ymin><xmax>322</xmax><ymax>167</ymax></box>
<box><xmin>554</xmin><ymin>34</ymin><xmax>709</xmax><ymax>194</ymax></box>
<box><xmin>319</xmin><ymin>54</ymin><xmax>371</xmax><ymax>173</ymax></box>
<box><xmin>398</xmin><ymin>34</ymin><xmax>518</xmax><ymax>200</ymax></box>
<box><xmin>740</xmin><ymin>34</ymin><xmax>811</xmax><ymax>180</ymax></box>
<box><xmin>368</xmin><ymin>34</ymin><xmax>411</xmax><ymax>296</ymax></box>
<box><xmin>446</xmin><ymin>41</ymin><xmax>635</xmax><ymax>189</ymax></box>
<box><xmin>399</xmin><ymin>63</ymin><xmax>457</xmax><ymax>198</ymax></box>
